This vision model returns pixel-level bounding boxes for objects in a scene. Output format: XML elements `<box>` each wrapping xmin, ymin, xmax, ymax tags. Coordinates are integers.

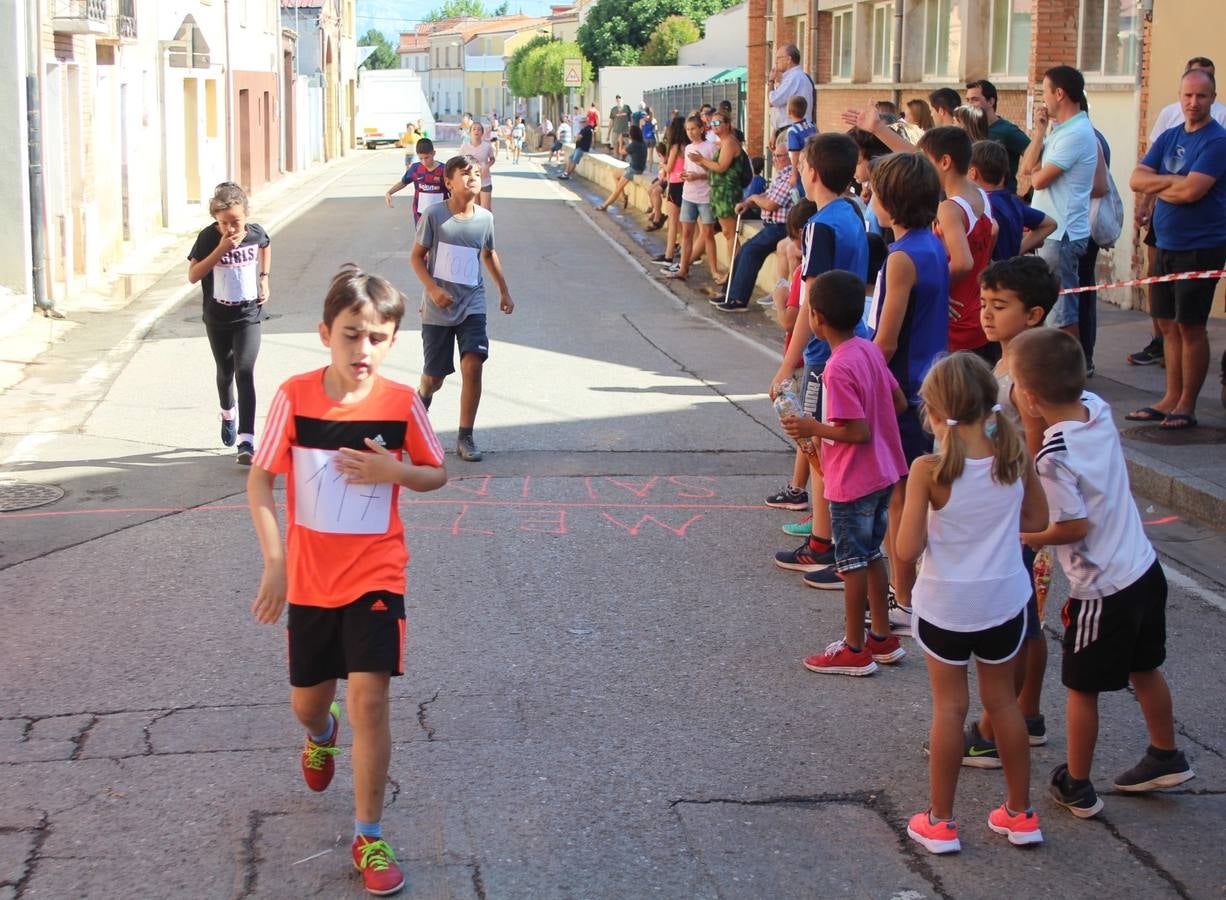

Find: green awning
<box><xmin>705</xmin><ymin>67</ymin><xmax>747</xmax><ymax>83</ymax></box>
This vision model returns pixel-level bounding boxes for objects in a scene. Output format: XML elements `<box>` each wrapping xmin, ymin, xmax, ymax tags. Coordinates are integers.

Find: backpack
<box><xmin>1089</xmin><ymin>170</ymin><xmax>1124</xmax><ymax>248</ymax></box>
<box><xmin>737</xmin><ymin>149</ymin><xmax>754</xmax><ymax>189</ymax></box>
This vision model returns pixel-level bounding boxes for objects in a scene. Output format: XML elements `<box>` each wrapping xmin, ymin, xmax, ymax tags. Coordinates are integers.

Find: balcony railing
<box><xmin>52</xmin><ymin>0</ymin><xmax>109</xmax><ymax>34</ymax></box>
<box><xmin>52</xmin><ymin>0</ymin><xmax>137</xmax><ymax>39</ymax></box>
<box><xmin>115</xmin><ymin>0</ymin><xmax>137</xmax><ymax>39</ymax></box>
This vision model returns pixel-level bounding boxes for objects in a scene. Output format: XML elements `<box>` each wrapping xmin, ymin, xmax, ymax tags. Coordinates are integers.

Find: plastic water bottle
<box><xmin>773</xmin><ymin>380</ymin><xmax>815</xmax><ymax>457</ymax></box>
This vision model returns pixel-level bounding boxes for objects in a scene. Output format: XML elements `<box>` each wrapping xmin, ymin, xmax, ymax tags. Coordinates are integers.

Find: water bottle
<box><xmin>773</xmin><ymin>380</ymin><xmax>815</xmax><ymax>457</ymax></box>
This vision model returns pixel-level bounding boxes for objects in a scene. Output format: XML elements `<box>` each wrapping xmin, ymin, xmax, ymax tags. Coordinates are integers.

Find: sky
<box><xmin>358</xmin><ymin>0</ymin><xmax>558</xmax><ymax>39</ymax></box>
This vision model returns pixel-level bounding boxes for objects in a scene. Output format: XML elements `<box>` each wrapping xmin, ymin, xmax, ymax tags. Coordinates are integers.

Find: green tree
<box><xmin>640</xmin><ymin>15</ymin><xmax>700</xmax><ymax>65</ymax></box>
<box><xmin>577</xmin><ymin>0</ymin><xmax>738</xmax><ymax>69</ymax></box>
<box><xmin>424</xmin><ymin>0</ymin><xmax>488</xmax><ymax>22</ymax></box>
<box><xmin>492</xmin><ymin>1</ymin><xmax>510</xmax><ymax>14</ymax></box>
<box><xmin>357</xmin><ymin>28</ymin><xmax>398</xmax><ymax>69</ymax></box>
<box><xmin>523</xmin><ymin>40</ymin><xmax>592</xmax><ymax>96</ymax></box>
<box><xmin>506</xmin><ymin>33</ymin><xmax>554</xmax><ymax>98</ymax></box>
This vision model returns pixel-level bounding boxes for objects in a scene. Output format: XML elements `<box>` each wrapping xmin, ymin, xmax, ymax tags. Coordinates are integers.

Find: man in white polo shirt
<box><xmin>1019</xmin><ymin>65</ymin><xmax>1105</xmax><ymax>342</ymax></box>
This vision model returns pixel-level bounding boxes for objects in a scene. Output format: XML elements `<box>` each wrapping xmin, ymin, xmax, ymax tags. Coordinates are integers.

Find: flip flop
<box><xmin>1124</xmin><ymin>406</ymin><xmax>1167</xmax><ymax>422</ymax></box>
<box><xmin>1160</xmin><ymin>413</ymin><xmax>1198</xmax><ymax>430</ymax></box>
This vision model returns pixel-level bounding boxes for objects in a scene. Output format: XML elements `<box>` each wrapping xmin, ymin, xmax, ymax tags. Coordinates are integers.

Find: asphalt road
<box><xmin>1</xmin><ymin>149</ymin><xmax>1224</xmax><ymax>899</ymax></box>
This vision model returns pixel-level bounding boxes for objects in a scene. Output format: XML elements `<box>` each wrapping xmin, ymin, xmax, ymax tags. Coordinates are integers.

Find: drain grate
<box><xmin>0</xmin><ymin>480</ymin><xmax>66</xmax><ymax>512</ymax></box>
<box><xmin>1123</xmin><ymin>424</ymin><xmax>1226</xmax><ymax>446</ymax></box>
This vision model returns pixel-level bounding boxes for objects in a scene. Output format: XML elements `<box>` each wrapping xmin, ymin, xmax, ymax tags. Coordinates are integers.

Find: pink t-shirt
<box><xmin>819</xmin><ymin>336</ymin><xmax>907</xmax><ymax>503</ymax></box>
<box><xmin>682</xmin><ymin>140</ymin><xmax>715</xmax><ymax>204</ymax></box>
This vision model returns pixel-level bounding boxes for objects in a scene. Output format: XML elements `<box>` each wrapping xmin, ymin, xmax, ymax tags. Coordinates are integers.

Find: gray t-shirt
<box><xmin>415</xmin><ymin>202</ymin><xmax>495</xmax><ymax>326</ymax></box>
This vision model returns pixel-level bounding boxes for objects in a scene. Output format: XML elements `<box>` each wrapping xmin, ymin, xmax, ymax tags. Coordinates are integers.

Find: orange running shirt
<box><xmin>252</xmin><ymin>368</ymin><xmax>445</xmax><ymax>607</ymax></box>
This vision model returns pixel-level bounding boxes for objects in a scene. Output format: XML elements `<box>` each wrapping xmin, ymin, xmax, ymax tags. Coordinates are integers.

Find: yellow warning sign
<box><xmin>563</xmin><ymin>58</ymin><xmax>583</xmax><ymax>87</ymax></box>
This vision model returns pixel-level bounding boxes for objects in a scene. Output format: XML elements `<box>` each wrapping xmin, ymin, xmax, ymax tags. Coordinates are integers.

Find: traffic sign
<box><xmin>563</xmin><ymin>58</ymin><xmax>583</xmax><ymax>87</ymax></box>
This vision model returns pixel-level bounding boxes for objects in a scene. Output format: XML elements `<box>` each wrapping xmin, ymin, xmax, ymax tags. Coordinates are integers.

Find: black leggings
<box><xmin>204</xmin><ymin>320</ymin><xmax>261</xmax><ymax>436</ymax></box>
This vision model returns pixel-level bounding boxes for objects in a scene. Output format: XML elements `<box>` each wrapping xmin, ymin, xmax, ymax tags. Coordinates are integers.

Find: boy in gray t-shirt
<box><xmin>411</xmin><ymin>155</ymin><xmax>514</xmax><ymax>462</ymax></box>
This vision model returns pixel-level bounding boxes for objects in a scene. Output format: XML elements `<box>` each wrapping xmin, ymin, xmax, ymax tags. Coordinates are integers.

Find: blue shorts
<box><xmin>421</xmin><ymin>314</ymin><xmax>488</xmax><ymax>378</ymax></box>
<box><xmin>800</xmin><ymin>364</ymin><xmax>822</xmax><ymax>418</ymax></box>
<box><xmin>897</xmin><ymin>404</ymin><xmax>934</xmax><ymax>466</ymax></box>
<box><xmin>829</xmin><ymin>483</ymin><xmax>893</xmax><ymax>573</ymax></box>
<box><xmin>680</xmin><ymin>199</ymin><xmax>714</xmax><ymax>225</ymax></box>
<box><xmin>1021</xmin><ymin>545</ymin><xmax>1041</xmax><ymax>641</ymax></box>
<box><xmin>1040</xmin><ymin>235</ymin><xmax>1088</xmax><ymax>328</ymax></box>
<box><xmin>571</xmin><ymin>147</ymin><xmax>587</xmax><ymax>165</ymax></box>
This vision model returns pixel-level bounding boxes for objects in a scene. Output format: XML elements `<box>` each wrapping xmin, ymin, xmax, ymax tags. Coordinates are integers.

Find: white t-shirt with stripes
<box><xmin>1035</xmin><ymin>392</ymin><xmax>1155</xmax><ymax>599</ymax></box>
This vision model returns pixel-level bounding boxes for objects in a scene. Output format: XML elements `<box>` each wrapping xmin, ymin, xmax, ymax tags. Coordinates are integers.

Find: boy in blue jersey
<box><xmin>864</xmin><ymin>152</ymin><xmax>950</xmax><ymax>632</ymax></box>
<box><xmin>969</xmin><ymin>141</ymin><xmax>1055</xmax><ymax>261</ymax></box>
<box><xmin>771</xmin><ymin>132</ymin><xmax>870</xmax><ymax>590</ymax></box>
<box><xmin>785</xmin><ymin>95</ymin><xmax>818</xmax><ymax>199</ymax></box>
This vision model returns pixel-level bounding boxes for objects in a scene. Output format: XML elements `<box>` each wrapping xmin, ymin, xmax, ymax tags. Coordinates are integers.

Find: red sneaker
<box><xmin>864</xmin><ymin>632</ymin><xmax>906</xmax><ymax>664</ymax></box>
<box><xmin>907</xmin><ymin>811</ymin><xmax>961</xmax><ymax>854</ymax></box>
<box><xmin>352</xmin><ymin>835</ymin><xmax>406</xmax><ymax>896</ymax></box>
<box><xmin>987</xmin><ymin>804</ymin><xmax>1044</xmax><ymax>846</ymax></box>
<box><xmin>802</xmin><ymin>640</ymin><xmax>878</xmax><ymax>676</ymax></box>
<box><xmin>301</xmin><ymin>701</ymin><xmax>341</xmax><ymax>792</ymax></box>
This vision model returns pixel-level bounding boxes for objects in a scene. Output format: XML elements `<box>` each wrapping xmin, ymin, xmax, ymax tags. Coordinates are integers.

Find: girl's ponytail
<box><xmin>920</xmin><ymin>352</ymin><xmax>1026</xmax><ymax>486</ymax></box>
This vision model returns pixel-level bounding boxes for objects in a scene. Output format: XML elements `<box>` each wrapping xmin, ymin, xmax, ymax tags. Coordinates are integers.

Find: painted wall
<box><xmin>0</xmin><ymin>0</ymin><xmax>32</xmax><ymax>329</ymax></box>
<box><xmin>678</xmin><ymin>3</ymin><xmax>747</xmax><ymax>68</ymax></box>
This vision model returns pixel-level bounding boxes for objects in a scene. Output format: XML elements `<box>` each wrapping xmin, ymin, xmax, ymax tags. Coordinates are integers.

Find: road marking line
<box><xmin>1162</xmin><ymin>564</ymin><xmax>1226</xmax><ymax>614</ymax></box>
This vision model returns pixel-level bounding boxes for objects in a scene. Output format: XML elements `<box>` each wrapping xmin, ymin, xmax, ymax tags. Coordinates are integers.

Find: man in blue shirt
<box><xmin>1128</xmin><ymin>68</ymin><xmax>1226</xmax><ymax>429</ymax></box>
<box><xmin>1019</xmin><ymin>65</ymin><xmax>1104</xmax><ymax>342</ymax></box>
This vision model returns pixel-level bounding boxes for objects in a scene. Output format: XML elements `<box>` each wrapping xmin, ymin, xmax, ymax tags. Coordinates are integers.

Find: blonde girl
<box><xmin>897</xmin><ymin>352</ymin><xmax>1048</xmax><ymax>855</ymax></box>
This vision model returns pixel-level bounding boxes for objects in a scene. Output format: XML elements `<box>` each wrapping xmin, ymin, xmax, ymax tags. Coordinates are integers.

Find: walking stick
<box><xmin>723</xmin><ymin>212</ymin><xmax>744</xmax><ymax>305</ymax></box>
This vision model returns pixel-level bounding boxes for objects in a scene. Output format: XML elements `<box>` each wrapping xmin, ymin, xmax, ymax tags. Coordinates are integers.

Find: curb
<box><xmin>1123</xmin><ymin>444</ymin><xmax>1226</xmax><ymax>528</ymax></box>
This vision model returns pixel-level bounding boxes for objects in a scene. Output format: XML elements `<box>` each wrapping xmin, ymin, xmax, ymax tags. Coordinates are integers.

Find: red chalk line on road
<box><xmin>1057</xmin><ymin>268</ymin><xmax>1225</xmax><ymax>295</ymax></box>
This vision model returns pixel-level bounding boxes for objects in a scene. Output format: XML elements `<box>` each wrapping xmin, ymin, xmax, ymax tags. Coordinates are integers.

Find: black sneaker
<box><xmin>236</xmin><ymin>441</ymin><xmax>254</xmax><ymax>466</ymax></box>
<box><xmin>802</xmin><ymin>567</ymin><xmax>844</xmax><ymax>590</ymax></box>
<box><xmin>1113</xmin><ymin>749</ymin><xmax>1195</xmax><ymax>792</ymax></box>
<box><xmin>456</xmin><ymin>433</ymin><xmax>483</xmax><ymax>462</ymax></box>
<box><xmin>765</xmin><ymin>485</ymin><xmax>809</xmax><ymax>511</ymax></box>
<box><xmin>774</xmin><ymin>539</ymin><xmax>835</xmax><ymax>572</ymax></box>
<box><xmin>220</xmin><ymin>416</ymin><xmax>237</xmax><ymax>447</ymax></box>
<box><xmin>714</xmin><ymin>299</ymin><xmax>750</xmax><ymax>313</ymax></box>
<box><xmin>1049</xmin><ymin>763</ymin><xmax>1103</xmax><ymax>818</ymax></box>
<box><xmin>921</xmin><ymin>723</ymin><xmax>1001</xmax><ymax>768</ymax></box>
<box><xmin>1026</xmin><ymin>715</ymin><xmax>1047</xmax><ymax>747</ymax></box>
<box><xmin>1127</xmin><ymin>336</ymin><xmax>1164</xmax><ymax>366</ymax></box>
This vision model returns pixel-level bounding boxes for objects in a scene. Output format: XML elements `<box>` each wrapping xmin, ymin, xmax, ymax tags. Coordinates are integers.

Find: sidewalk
<box><xmin>0</xmin><ymin>152</ymin><xmax>371</xmax><ymax>398</ymax></box>
<box><xmin>552</xmin><ymin>159</ymin><xmax>1226</xmax><ymax>531</ymax></box>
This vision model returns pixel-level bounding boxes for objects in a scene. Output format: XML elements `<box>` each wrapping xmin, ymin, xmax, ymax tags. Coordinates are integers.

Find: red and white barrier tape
<box><xmin>1057</xmin><ymin>269</ymin><xmax>1226</xmax><ymax>295</ymax></box>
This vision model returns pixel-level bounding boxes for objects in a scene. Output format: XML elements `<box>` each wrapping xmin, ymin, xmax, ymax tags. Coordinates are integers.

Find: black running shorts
<box><xmin>287</xmin><ymin>591</ymin><xmax>406</xmax><ymax>687</ymax></box>
<box><xmin>916</xmin><ymin>608</ymin><xmax>1027</xmax><ymax>666</ymax></box>
<box><xmin>1061</xmin><ymin>560</ymin><xmax>1166</xmax><ymax>693</ymax></box>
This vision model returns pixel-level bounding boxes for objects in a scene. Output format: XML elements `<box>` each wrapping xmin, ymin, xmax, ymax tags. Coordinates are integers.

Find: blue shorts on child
<box><xmin>829</xmin><ymin>483</ymin><xmax>893</xmax><ymax>574</ymax></box>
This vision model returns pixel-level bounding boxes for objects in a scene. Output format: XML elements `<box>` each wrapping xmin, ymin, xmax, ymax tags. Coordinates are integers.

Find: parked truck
<box><xmin>355</xmin><ymin>69</ymin><xmax>436</xmax><ymax>149</ymax></box>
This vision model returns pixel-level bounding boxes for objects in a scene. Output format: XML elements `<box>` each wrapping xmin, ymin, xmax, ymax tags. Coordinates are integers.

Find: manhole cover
<box><xmin>0</xmin><ymin>480</ymin><xmax>65</xmax><ymax>512</ymax></box>
<box><xmin>1123</xmin><ymin>424</ymin><xmax>1226</xmax><ymax>446</ymax></box>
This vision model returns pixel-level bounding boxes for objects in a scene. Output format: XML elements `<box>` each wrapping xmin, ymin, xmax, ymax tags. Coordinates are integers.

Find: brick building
<box><xmin>746</xmin><ymin>0</ymin><xmax>1226</xmax><ymax>307</ymax></box>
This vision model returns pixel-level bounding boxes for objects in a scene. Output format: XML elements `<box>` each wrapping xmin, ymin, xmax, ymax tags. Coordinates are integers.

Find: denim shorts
<box><xmin>829</xmin><ymin>483</ymin><xmax>893</xmax><ymax>573</ymax></box>
<box><xmin>571</xmin><ymin>147</ymin><xmax>587</xmax><ymax>165</ymax></box>
<box><xmin>680</xmin><ymin>199</ymin><xmax>715</xmax><ymax>225</ymax></box>
<box><xmin>1040</xmin><ymin>235</ymin><xmax>1088</xmax><ymax>328</ymax></box>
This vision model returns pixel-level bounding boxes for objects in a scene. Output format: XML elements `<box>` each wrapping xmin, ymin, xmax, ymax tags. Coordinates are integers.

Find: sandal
<box><xmin>1160</xmin><ymin>413</ymin><xmax>1198</xmax><ymax>430</ymax></box>
<box><xmin>1124</xmin><ymin>406</ymin><xmax>1167</xmax><ymax>422</ymax></box>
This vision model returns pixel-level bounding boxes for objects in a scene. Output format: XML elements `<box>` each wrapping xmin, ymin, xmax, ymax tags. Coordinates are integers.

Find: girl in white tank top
<box><xmin>896</xmin><ymin>352</ymin><xmax>1050</xmax><ymax>855</ymax></box>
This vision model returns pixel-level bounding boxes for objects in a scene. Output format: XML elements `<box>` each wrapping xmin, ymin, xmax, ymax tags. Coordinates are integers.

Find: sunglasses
<box><xmin>710</xmin><ymin>118</ymin><xmax>724</xmax><ymax>126</ymax></box>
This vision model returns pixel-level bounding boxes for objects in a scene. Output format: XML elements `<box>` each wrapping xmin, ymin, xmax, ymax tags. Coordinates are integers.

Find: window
<box><xmin>871</xmin><ymin>2</ymin><xmax>894</xmax><ymax>80</ymax></box>
<box><xmin>923</xmin><ymin>0</ymin><xmax>952</xmax><ymax>78</ymax></box>
<box><xmin>831</xmin><ymin>8</ymin><xmax>853</xmax><ymax>80</ymax></box>
<box><xmin>793</xmin><ymin>15</ymin><xmax>807</xmax><ymax>71</ymax></box>
<box><xmin>1078</xmin><ymin>0</ymin><xmax>1140</xmax><ymax>77</ymax></box>
<box><xmin>989</xmin><ymin>0</ymin><xmax>1031</xmax><ymax>76</ymax></box>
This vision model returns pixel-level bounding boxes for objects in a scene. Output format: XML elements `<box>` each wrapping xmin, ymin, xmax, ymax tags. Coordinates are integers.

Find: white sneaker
<box><xmin>756</xmin><ymin>295</ymin><xmax>774</xmax><ymax>306</ymax></box>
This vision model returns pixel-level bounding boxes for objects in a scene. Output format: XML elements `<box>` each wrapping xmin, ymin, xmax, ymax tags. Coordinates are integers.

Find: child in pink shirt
<box><xmin>783</xmin><ymin>270</ymin><xmax>909</xmax><ymax>676</ymax></box>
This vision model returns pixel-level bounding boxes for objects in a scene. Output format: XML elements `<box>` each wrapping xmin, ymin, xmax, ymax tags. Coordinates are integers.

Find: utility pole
<box><xmin>26</xmin><ymin>0</ymin><xmax>51</xmax><ymax>312</ymax></box>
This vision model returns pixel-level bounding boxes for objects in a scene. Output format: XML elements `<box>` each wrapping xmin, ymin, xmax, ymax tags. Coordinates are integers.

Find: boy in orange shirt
<box><xmin>247</xmin><ymin>265</ymin><xmax>448</xmax><ymax>896</ymax></box>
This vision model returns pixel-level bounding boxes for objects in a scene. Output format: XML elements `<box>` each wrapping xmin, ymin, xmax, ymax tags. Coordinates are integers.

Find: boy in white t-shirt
<box><xmin>1011</xmin><ymin>328</ymin><xmax>1194</xmax><ymax>820</ymax></box>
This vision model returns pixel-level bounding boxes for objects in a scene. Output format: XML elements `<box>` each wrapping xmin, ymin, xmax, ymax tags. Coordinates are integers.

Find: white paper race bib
<box><xmin>432</xmin><ymin>241</ymin><xmax>481</xmax><ymax>287</ymax></box>
<box><xmin>416</xmin><ymin>190</ymin><xmax>444</xmax><ymax>211</ymax></box>
<box><xmin>292</xmin><ymin>447</ymin><xmax>393</xmax><ymax>535</ymax></box>
<box><xmin>865</xmin><ymin>268</ymin><xmax>884</xmax><ymax>336</ymax></box>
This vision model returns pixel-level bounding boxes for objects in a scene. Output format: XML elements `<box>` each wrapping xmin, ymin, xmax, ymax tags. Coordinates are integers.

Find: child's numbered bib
<box><xmin>292</xmin><ymin>447</ymin><xmax>393</xmax><ymax>534</ymax></box>
<box><xmin>417</xmin><ymin>190</ymin><xmax>445</xmax><ymax>212</ymax></box>
<box><xmin>432</xmin><ymin>241</ymin><xmax>481</xmax><ymax>286</ymax></box>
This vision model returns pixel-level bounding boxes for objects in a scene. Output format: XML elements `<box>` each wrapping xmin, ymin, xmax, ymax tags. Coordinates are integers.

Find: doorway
<box><xmin>238</xmin><ymin>88</ymin><xmax>252</xmax><ymax>191</ymax></box>
<box><xmin>184</xmin><ymin>78</ymin><xmax>201</xmax><ymax>203</ymax></box>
